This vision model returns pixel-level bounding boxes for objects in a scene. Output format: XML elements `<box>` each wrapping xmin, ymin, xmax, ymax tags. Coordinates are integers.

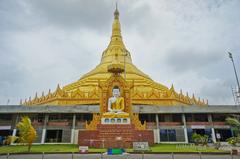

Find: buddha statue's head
<box><xmin>112</xmin><ymin>86</ymin><xmax>120</xmax><ymax>98</ymax></box>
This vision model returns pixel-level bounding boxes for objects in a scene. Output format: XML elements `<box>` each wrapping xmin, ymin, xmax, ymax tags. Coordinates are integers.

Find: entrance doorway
<box><xmin>45</xmin><ymin>130</ymin><xmax>62</xmax><ymax>143</ymax></box>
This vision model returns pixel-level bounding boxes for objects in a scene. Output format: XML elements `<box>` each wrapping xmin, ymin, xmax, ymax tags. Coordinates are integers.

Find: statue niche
<box><xmin>103</xmin><ymin>86</ymin><xmax>129</xmax><ymax>118</ymax></box>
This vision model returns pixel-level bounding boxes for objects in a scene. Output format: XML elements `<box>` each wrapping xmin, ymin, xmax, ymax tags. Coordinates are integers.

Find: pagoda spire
<box><xmin>100</xmin><ymin>4</ymin><xmax>133</xmax><ymax>65</ymax></box>
<box><xmin>114</xmin><ymin>2</ymin><xmax>119</xmax><ymax>19</ymax></box>
<box><xmin>111</xmin><ymin>4</ymin><xmax>123</xmax><ymax>42</ymax></box>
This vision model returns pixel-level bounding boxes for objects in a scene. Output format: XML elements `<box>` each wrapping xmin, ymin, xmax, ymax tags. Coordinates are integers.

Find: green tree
<box><xmin>226</xmin><ymin>117</ymin><xmax>240</xmax><ymax>146</ymax></box>
<box><xmin>192</xmin><ymin>133</ymin><xmax>208</xmax><ymax>146</ymax></box>
<box><xmin>17</xmin><ymin>116</ymin><xmax>37</xmax><ymax>152</ymax></box>
<box><xmin>4</xmin><ymin>136</ymin><xmax>18</xmax><ymax>145</ymax></box>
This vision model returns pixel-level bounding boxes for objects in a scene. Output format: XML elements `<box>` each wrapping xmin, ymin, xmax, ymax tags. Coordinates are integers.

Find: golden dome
<box><xmin>23</xmin><ymin>7</ymin><xmax>207</xmax><ymax>106</ymax></box>
<box><xmin>79</xmin><ymin>6</ymin><xmax>151</xmax><ymax>81</ymax></box>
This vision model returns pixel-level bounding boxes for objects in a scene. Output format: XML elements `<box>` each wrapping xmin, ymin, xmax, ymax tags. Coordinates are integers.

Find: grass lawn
<box><xmin>149</xmin><ymin>144</ymin><xmax>225</xmax><ymax>152</ymax></box>
<box><xmin>0</xmin><ymin>144</ymin><xmax>226</xmax><ymax>154</ymax></box>
<box><xmin>0</xmin><ymin>144</ymin><xmax>78</xmax><ymax>153</ymax></box>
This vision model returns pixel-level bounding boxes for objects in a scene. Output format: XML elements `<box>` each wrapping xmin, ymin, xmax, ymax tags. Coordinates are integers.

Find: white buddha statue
<box><xmin>103</xmin><ymin>86</ymin><xmax>129</xmax><ymax>118</ymax></box>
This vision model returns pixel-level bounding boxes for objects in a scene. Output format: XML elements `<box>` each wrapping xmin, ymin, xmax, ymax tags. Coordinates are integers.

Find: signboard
<box><xmin>191</xmin><ymin>125</ymin><xmax>205</xmax><ymax>129</ymax></box>
<box><xmin>216</xmin><ymin>133</ymin><xmax>221</xmax><ymax>139</ymax></box>
<box><xmin>79</xmin><ymin>146</ymin><xmax>88</xmax><ymax>153</ymax></box>
<box><xmin>133</xmin><ymin>142</ymin><xmax>150</xmax><ymax>151</ymax></box>
<box><xmin>0</xmin><ymin>126</ymin><xmax>11</xmax><ymax>130</ymax></box>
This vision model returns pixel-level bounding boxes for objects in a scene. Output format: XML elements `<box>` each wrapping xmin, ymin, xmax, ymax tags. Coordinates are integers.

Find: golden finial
<box><xmin>56</xmin><ymin>84</ymin><xmax>62</xmax><ymax>93</ymax></box>
<box><xmin>170</xmin><ymin>84</ymin><xmax>175</xmax><ymax>92</ymax></box>
<box><xmin>192</xmin><ymin>93</ymin><xmax>195</xmax><ymax>99</ymax></box>
<box><xmin>57</xmin><ymin>84</ymin><xmax>60</xmax><ymax>89</ymax></box>
<box><xmin>114</xmin><ymin>2</ymin><xmax>119</xmax><ymax>19</ymax></box>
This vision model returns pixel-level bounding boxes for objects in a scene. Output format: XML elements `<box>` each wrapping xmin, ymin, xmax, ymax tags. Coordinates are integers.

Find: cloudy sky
<box><xmin>0</xmin><ymin>0</ymin><xmax>240</xmax><ymax>105</ymax></box>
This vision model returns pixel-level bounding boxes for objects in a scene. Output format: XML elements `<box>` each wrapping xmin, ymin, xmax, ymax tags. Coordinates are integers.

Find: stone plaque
<box><xmin>133</xmin><ymin>142</ymin><xmax>150</xmax><ymax>151</ymax></box>
<box><xmin>79</xmin><ymin>146</ymin><xmax>88</xmax><ymax>153</ymax></box>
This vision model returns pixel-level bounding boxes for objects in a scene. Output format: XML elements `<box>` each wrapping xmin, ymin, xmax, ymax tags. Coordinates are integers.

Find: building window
<box><xmin>49</xmin><ymin>114</ymin><xmax>72</xmax><ymax>121</ymax></box>
<box><xmin>83</xmin><ymin>114</ymin><xmax>93</xmax><ymax>121</ymax></box>
<box><xmin>158</xmin><ymin>114</ymin><xmax>182</xmax><ymax>122</ymax></box>
<box><xmin>215</xmin><ymin>129</ymin><xmax>233</xmax><ymax>141</ymax></box>
<box><xmin>172</xmin><ymin>114</ymin><xmax>182</xmax><ymax>122</ymax></box>
<box><xmin>186</xmin><ymin>114</ymin><xmax>208</xmax><ymax>122</ymax></box>
<box><xmin>160</xmin><ymin>129</ymin><xmax>176</xmax><ymax>141</ymax></box>
<box><xmin>212</xmin><ymin>114</ymin><xmax>230</xmax><ymax>122</ymax></box>
<box><xmin>0</xmin><ymin>114</ymin><xmax>12</xmax><ymax>121</ymax></box>
<box><xmin>139</xmin><ymin>114</ymin><xmax>155</xmax><ymax>123</ymax></box>
<box><xmin>160</xmin><ymin>129</ymin><xmax>185</xmax><ymax>142</ymax></box>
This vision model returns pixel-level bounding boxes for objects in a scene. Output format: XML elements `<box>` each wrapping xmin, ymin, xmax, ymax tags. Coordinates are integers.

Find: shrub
<box><xmin>192</xmin><ymin>133</ymin><xmax>208</xmax><ymax>146</ymax></box>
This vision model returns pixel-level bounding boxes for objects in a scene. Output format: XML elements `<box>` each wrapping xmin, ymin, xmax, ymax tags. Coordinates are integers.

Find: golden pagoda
<box><xmin>23</xmin><ymin>7</ymin><xmax>207</xmax><ymax>107</ymax></box>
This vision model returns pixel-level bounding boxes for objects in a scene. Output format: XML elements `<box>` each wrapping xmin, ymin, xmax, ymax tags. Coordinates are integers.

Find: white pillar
<box><xmin>182</xmin><ymin>114</ymin><xmax>188</xmax><ymax>143</ymax></box>
<box><xmin>211</xmin><ymin>128</ymin><xmax>216</xmax><ymax>143</ymax></box>
<box><xmin>208</xmin><ymin>114</ymin><xmax>216</xmax><ymax>143</ymax></box>
<box><xmin>155</xmin><ymin>114</ymin><xmax>159</xmax><ymax>129</ymax></box>
<box><xmin>12</xmin><ymin>114</ymin><xmax>19</xmax><ymax>137</ymax></box>
<box><xmin>153</xmin><ymin>129</ymin><xmax>160</xmax><ymax>143</ymax></box>
<box><xmin>41</xmin><ymin>114</ymin><xmax>48</xmax><ymax>144</ymax></box>
<box><xmin>41</xmin><ymin>129</ymin><xmax>46</xmax><ymax>144</ymax></box>
<box><xmin>155</xmin><ymin>114</ymin><xmax>160</xmax><ymax>143</ymax></box>
<box><xmin>12</xmin><ymin>129</ymin><xmax>17</xmax><ymax>137</ymax></box>
<box><xmin>184</xmin><ymin>128</ymin><xmax>188</xmax><ymax>143</ymax></box>
<box><xmin>71</xmin><ymin>114</ymin><xmax>76</xmax><ymax>144</ymax></box>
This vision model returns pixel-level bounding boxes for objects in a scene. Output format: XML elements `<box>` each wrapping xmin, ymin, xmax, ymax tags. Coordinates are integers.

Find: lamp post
<box><xmin>228</xmin><ymin>52</ymin><xmax>240</xmax><ymax>93</ymax></box>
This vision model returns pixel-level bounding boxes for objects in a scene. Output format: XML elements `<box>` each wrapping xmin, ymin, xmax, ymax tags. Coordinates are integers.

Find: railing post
<box><xmin>6</xmin><ymin>153</ymin><xmax>9</xmax><ymax>159</ymax></box>
<box><xmin>72</xmin><ymin>152</ymin><xmax>74</xmax><ymax>159</ymax></box>
<box><xmin>199</xmin><ymin>152</ymin><xmax>202</xmax><ymax>159</ymax></box>
<box><xmin>141</xmin><ymin>151</ymin><xmax>144</xmax><ymax>159</ymax></box>
<box><xmin>171</xmin><ymin>152</ymin><xmax>174</xmax><ymax>159</ymax></box>
<box><xmin>42</xmin><ymin>152</ymin><xmax>44</xmax><ymax>159</ymax></box>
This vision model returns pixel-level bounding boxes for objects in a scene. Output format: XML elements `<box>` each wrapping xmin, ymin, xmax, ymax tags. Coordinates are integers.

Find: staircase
<box><xmin>97</xmin><ymin>124</ymin><xmax>135</xmax><ymax>148</ymax></box>
<box><xmin>78</xmin><ymin>123</ymin><xmax>154</xmax><ymax>148</ymax></box>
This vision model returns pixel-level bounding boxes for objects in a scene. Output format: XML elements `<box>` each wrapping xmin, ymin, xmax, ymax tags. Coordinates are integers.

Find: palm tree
<box><xmin>226</xmin><ymin>117</ymin><xmax>240</xmax><ymax>136</ymax></box>
<box><xmin>226</xmin><ymin>117</ymin><xmax>240</xmax><ymax>146</ymax></box>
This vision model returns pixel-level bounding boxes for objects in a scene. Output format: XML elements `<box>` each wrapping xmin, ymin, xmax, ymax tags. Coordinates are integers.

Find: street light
<box><xmin>228</xmin><ymin>52</ymin><xmax>240</xmax><ymax>93</ymax></box>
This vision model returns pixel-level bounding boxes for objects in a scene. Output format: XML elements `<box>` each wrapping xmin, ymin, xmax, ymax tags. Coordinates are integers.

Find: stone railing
<box><xmin>48</xmin><ymin>121</ymin><xmax>70</xmax><ymax>126</ymax></box>
<box><xmin>186</xmin><ymin>122</ymin><xmax>211</xmax><ymax>125</ymax></box>
<box><xmin>212</xmin><ymin>122</ymin><xmax>226</xmax><ymax>125</ymax></box>
<box><xmin>159</xmin><ymin>122</ymin><xmax>183</xmax><ymax>126</ymax></box>
<box><xmin>32</xmin><ymin>121</ymin><xmax>44</xmax><ymax>126</ymax></box>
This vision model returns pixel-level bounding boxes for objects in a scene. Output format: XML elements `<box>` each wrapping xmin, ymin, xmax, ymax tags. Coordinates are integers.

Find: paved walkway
<box><xmin>0</xmin><ymin>153</ymin><xmax>239</xmax><ymax>159</ymax></box>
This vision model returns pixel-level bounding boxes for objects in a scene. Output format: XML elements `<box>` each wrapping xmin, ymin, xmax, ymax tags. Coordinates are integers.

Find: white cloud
<box><xmin>0</xmin><ymin>0</ymin><xmax>239</xmax><ymax>105</ymax></box>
